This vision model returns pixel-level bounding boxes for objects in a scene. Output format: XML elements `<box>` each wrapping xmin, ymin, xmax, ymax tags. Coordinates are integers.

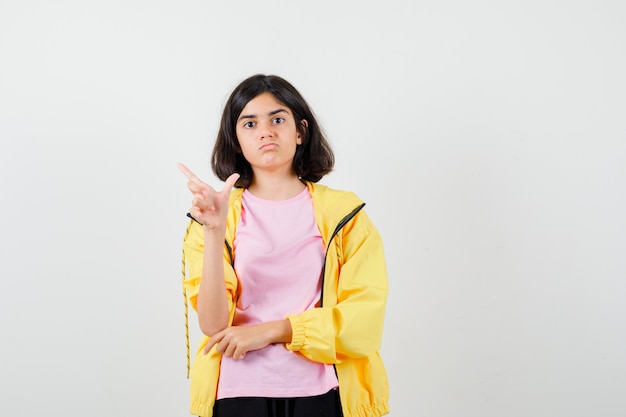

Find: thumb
<box><xmin>221</xmin><ymin>173</ymin><xmax>240</xmax><ymax>195</ymax></box>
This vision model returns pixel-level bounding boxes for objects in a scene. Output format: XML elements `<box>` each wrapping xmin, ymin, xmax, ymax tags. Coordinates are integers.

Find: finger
<box><xmin>191</xmin><ymin>197</ymin><xmax>212</xmax><ymax>211</ymax></box>
<box><xmin>186</xmin><ymin>180</ymin><xmax>207</xmax><ymax>195</ymax></box>
<box><xmin>222</xmin><ymin>341</ymin><xmax>237</xmax><ymax>358</ymax></box>
<box><xmin>233</xmin><ymin>346</ymin><xmax>247</xmax><ymax>361</ymax></box>
<box><xmin>178</xmin><ymin>163</ymin><xmax>205</xmax><ymax>186</ymax></box>
<box><xmin>220</xmin><ymin>173</ymin><xmax>240</xmax><ymax>196</ymax></box>
<box><xmin>189</xmin><ymin>207</ymin><xmax>202</xmax><ymax>222</ymax></box>
<box><xmin>203</xmin><ymin>333</ymin><xmax>223</xmax><ymax>355</ymax></box>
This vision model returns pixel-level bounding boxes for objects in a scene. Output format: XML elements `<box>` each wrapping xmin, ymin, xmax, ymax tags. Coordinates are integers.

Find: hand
<box><xmin>178</xmin><ymin>163</ymin><xmax>239</xmax><ymax>230</ymax></box>
<box><xmin>204</xmin><ymin>324</ymin><xmax>272</xmax><ymax>360</ymax></box>
<box><xmin>203</xmin><ymin>321</ymin><xmax>293</xmax><ymax>359</ymax></box>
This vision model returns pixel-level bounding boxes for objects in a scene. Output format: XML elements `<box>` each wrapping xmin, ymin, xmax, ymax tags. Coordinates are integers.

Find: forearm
<box><xmin>196</xmin><ymin>227</ymin><xmax>230</xmax><ymax>336</ymax></box>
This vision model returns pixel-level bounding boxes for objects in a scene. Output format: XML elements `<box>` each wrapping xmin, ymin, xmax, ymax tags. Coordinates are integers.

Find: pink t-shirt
<box><xmin>216</xmin><ymin>187</ymin><xmax>339</xmax><ymax>399</ymax></box>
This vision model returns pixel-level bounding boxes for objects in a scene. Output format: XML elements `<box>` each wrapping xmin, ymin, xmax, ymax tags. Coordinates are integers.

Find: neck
<box><xmin>247</xmin><ymin>173</ymin><xmax>306</xmax><ymax>201</ymax></box>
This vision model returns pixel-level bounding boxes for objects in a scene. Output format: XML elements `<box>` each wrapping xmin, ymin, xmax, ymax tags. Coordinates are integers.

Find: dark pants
<box><xmin>213</xmin><ymin>389</ymin><xmax>343</xmax><ymax>417</ymax></box>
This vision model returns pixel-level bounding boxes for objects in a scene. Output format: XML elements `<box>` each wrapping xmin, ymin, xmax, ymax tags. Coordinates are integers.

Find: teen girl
<box><xmin>179</xmin><ymin>74</ymin><xmax>389</xmax><ymax>417</ymax></box>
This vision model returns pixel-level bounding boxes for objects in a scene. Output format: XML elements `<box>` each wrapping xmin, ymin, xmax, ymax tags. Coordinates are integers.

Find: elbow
<box><xmin>196</xmin><ymin>298</ymin><xmax>230</xmax><ymax>336</ymax></box>
<box><xmin>339</xmin><ymin>334</ymin><xmax>383</xmax><ymax>359</ymax></box>
<box><xmin>198</xmin><ymin>315</ymin><xmax>229</xmax><ymax>337</ymax></box>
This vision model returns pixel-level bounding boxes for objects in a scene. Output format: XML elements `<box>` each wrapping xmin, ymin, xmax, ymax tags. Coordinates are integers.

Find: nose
<box><xmin>258</xmin><ymin>121</ymin><xmax>274</xmax><ymax>139</ymax></box>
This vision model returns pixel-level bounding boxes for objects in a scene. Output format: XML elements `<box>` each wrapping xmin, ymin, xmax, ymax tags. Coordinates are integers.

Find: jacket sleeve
<box><xmin>285</xmin><ymin>210</ymin><xmax>388</xmax><ymax>364</ymax></box>
<box><xmin>182</xmin><ymin>219</ymin><xmax>238</xmax><ymax>313</ymax></box>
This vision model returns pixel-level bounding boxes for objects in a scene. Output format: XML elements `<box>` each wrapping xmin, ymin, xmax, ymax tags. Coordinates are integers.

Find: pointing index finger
<box><xmin>177</xmin><ymin>163</ymin><xmax>204</xmax><ymax>185</ymax></box>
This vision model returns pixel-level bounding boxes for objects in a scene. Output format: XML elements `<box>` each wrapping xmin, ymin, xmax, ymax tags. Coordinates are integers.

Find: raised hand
<box><xmin>178</xmin><ymin>163</ymin><xmax>239</xmax><ymax>231</ymax></box>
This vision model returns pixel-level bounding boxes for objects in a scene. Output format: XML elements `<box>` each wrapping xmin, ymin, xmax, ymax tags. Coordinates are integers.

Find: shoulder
<box><xmin>306</xmin><ymin>182</ymin><xmax>363</xmax><ymax>212</ymax></box>
<box><xmin>306</xmin><ymin>182</ymin><xmax>374</xmax><ymax>233</ymax></box>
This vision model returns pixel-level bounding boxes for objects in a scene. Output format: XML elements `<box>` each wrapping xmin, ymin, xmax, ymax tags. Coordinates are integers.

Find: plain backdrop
<box><xmin>1</xmin><ymin>1</ymin><xmax>625</xmax><ymax>416</ymax></box>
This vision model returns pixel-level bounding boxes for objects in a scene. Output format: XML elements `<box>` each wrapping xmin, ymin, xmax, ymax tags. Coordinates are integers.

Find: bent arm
<box><xmin>183</xmin><ymin>221</ymin><xmax>236</xmax><ymax>336</ymax></box>
<box><xmin>196</xmin><ymin>226</ymin><xmax>230</xmax><ymax>336</ymax></box>
<box><xmin>286</xmin><ymin>211</ymin><xmax>389</xmax><ymax>363</ymax></box>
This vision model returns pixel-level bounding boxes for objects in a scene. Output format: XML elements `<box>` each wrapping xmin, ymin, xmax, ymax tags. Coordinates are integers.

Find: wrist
<box><xmin>267</xmin><ymin>320</ymin><xmax>292</xmax><ymax>344</ymax></box>
<box><xmin>202</xmin><ymin>224</ymin><xmax>226</xmax><ymax>237</ymax></box>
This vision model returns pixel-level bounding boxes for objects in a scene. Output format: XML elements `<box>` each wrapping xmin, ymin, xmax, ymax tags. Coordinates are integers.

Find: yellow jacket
<box><xmin>182</xmin><ymin>182</ymin><xmax>389</xmax><ymax>417</ymax></box>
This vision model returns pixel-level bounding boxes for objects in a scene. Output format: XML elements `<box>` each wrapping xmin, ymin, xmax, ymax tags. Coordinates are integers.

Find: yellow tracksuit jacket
<box><xmin>182</xmin><ymin>181</ymin><xmax>389</xmax><ymax>417</ymax></box>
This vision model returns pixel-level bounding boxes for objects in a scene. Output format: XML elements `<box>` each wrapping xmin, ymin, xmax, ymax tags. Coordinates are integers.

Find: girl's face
<box><xmin>235</xmin><ymin>92</ymin><xmax>303</xmax><ymax>176</ymax></box>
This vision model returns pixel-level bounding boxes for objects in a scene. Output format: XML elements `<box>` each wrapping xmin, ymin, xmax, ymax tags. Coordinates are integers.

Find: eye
<box><xmin>272</xmin><ymin>117</ymin><xmax>285</xmax><ymax>125</ymax></box>
<box><xmin>243</xmin><ymin>121</ymin><xmax>255</xmax><ymax>128</ymax></box>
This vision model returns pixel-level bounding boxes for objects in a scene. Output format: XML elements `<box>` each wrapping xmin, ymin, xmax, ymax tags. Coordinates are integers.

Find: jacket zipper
<box><xmin>319</xmin><ymin>203</ymin><xmax>366</xmax><ymax>307</ymax></box>
<box><xmin>318</xmin><ymin>203</ymin><xmax>366</xmax><ymax>383</ymax></box>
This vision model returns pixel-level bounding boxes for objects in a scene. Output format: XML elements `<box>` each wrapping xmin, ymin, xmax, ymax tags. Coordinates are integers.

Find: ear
<box><xmin>297</xmin><ymin>119</ymin><xmax>308</xmax><ymax>145</ymax></box>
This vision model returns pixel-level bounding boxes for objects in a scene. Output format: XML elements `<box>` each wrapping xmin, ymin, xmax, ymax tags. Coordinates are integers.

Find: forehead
<box><xmin>239</xmin><ymin>92</ymin><xmax>291</xmax><ymax>117</ymax></box>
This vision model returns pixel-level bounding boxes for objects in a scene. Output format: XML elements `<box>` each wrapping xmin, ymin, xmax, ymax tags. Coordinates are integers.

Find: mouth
<box><xmin>259</xmin><ymin>142</ymin><xmax>277</xmax><ymax>150</ymax></box>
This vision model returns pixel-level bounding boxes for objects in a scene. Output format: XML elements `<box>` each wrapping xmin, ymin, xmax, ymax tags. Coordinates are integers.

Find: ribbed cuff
<box><xmin>285</xmin><ymin>314</ymin><xmax>305</xmax><ymax>351</ymax></box>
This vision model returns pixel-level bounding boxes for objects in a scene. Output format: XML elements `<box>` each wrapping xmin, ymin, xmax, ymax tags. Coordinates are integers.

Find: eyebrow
<box><xmin>237</xmin><ymin>108</ymin><xmax>289</xmax><ymax>122</ymax></box>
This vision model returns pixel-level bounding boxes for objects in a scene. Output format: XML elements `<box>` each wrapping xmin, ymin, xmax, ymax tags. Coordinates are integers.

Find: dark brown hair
<box><xmin>211</xmin><ymin>74</ymin><xmax>334</xmax><ymax>188</ymax></box>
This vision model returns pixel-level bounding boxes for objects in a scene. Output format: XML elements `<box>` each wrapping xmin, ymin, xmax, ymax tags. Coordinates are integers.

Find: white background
<box><xmin>1</xmin><ymin>1</ymin><xmax>625</xmax><ymax>416</ymax></box>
